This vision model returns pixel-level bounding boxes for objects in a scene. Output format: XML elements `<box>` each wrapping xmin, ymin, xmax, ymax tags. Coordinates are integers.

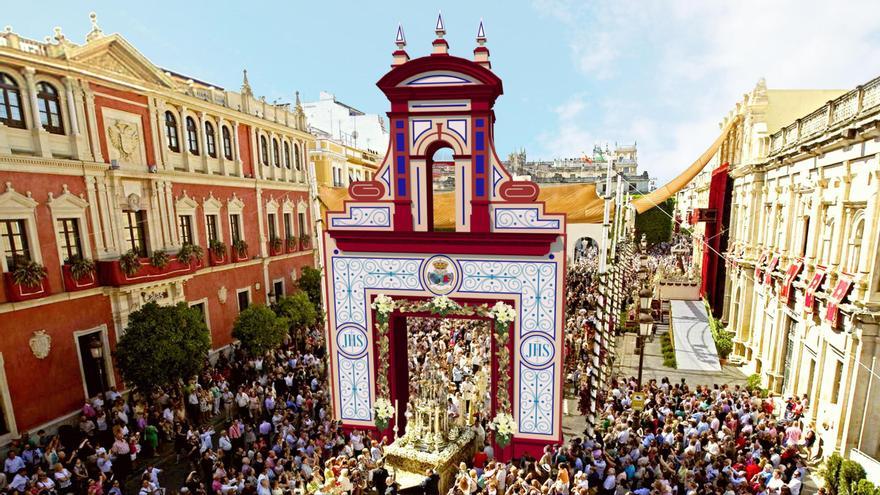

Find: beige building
<box><xmin>309</xmin><ymin>135</ymin><xmax>380</xmax><ymax>188</ymax></box>
<box><xmin>719</xmin><ymin>76</ymin><xmax>880</xmax><ymax>467</ymax></box>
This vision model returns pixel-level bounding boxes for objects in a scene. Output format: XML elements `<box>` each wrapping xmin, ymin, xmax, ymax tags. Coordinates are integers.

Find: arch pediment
<box><xmin>0</xmin><ymin>182</ymin><xmax>38</xmax><ymax>215</ymax></box>
<box><xmin>377</xmin><ymin>55</ymin><xmax>502</xmax><ymax>96</ymax></box>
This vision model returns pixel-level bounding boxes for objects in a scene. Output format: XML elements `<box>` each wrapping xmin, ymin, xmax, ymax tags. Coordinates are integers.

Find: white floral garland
<box><xmin>369</xmin><ymin>294</ymin><xmax>517</xmax><ymax>436</ymax></box>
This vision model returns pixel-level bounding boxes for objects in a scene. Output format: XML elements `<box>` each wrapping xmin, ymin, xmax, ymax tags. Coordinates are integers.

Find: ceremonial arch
<box><xmin>321</xmin><ymin>23</ymin><xmax>567</xmax><ymax>464</ymax></box>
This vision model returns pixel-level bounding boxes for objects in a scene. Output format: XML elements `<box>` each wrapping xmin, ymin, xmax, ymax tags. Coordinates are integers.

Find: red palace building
<box><xmin>0</xmin><ymin>18</ymin><xmax>316</xmax><ymax>442</ymax></box>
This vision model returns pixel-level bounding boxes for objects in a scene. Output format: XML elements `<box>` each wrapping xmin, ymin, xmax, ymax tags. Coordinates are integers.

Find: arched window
<box><xmin>260</xmin><ymin>135</ymin><xmax>269</xmax><ymax>166</ymax></box>
<box><xmin>221</xmin><ymin>126</ymin><xmax>233</xmax><ymax>160</ymax></box>
<box><xmin>847</xmin><ymin>216</ymin><xmax>865</xmax><ymax>273</ymax></box>
<box><xmin>164</xmin><ymin>111</ymin><xmax>179</xmax><ymax>152</ymax></box>
<box><xmin>36</xmin><ymin>82</ymin><xmax>64</xmax><ymax>134</ymax></box>
<box><xmin>185</xmin><ymin>117</ymin><xmax>199</xmax><ymax>155</ymax></box>
<box><xmin>0</xmin><ymin>73</ymin><xmax>26</xmax><ymax>129</ymax></box>
<box><xmin>294</xmin><ymin>143</ymin><xmax>302</xmax><ymax>171</ymax></box>
<box><xmin>205</xmin><ymin>121</ymin><xmax>217</xmax><ymax>158</ymax></box>
<box><xmin>272</xmin><ymin>139</ymin><xmax>280</xmax><ymax>168</ymax></box>
<box><xmin>283</xmin><ymin>142</ymin><xmax>291</xmax><ymax>169</ymax></box>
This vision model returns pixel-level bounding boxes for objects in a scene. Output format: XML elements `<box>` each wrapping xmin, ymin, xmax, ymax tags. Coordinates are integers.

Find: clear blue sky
<box><xmin>6</xmin><ymin>0</ymin><xmax>880</xmax><ymax>183</ymax></box>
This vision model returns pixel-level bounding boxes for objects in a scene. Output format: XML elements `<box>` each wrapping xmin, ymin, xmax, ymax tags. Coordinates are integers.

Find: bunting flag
<box><xmin>754</xmin><ymin>252</ymin><xmax>768</xmax><ymax>284</ymax></box>
<box><xmin>779</xmin><ymin>260</ymin><xmax>803</xmax><ymax>303</ymax></box>
<box><xmin>763</xmin><ymin>255</ymin><xmax>780</xmax><ymax>285</ymax></box>
<box><xmin>825</xmin><ymin>277</ymin><xmax>854</xmax><ymax>327</ymax></box>
<box><xmin>804</xmin><ymin>270</ymin><xmax>826</xmax><ymax>311</ymax></box>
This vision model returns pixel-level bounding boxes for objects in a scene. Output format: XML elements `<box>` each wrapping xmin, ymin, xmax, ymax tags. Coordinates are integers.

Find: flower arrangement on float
<box><xmin>491</xmin><ymin>413</ymin><xmax>516</xmax><ymax>448</ymax></box>
<box><xmin>373</xmin><ymin>397</ymin><xmax>395</xmax><ymax>431</ymax></box>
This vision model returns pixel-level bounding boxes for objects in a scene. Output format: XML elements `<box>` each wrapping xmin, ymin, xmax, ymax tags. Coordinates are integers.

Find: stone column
<box><xmin>22</xmin><ymin>67</ymin><xmax>51</xmax><ymax>157</ymax></box>
<box><xmin>155</xmin><ymin>100</ymin><xmax>170</xmax><ymax>170</ymax></box>
<box><xmin>232</xmin><ymin>120</ymin><xmax>242</xmax><ymax>177</ymax></box>
<box><xmin>180</xmin><ymin>106</ymin><xmax>192</xmax><ymax>172</ymax></box>
<box><xmin>217</xmin><ymin>117</ymin><xmax>227</xmax><ymax>176</ymax></box>
<box><xmin>85</xmin><ymin>176</ymin><xmax>106</xmax><ymax>254</ymax></box>
<box><xmin>841</xmin><ymin>327</ymin><xmax>879</xmax><ymax>457</ymax></box>
<box><xmin>146</xmin><ymin>97</ymin><xmax>162</xmax><ymax>169</ymax></box>
<box><xmin>199</xmin><ymin>111</ymin><xmax>211</xmax><ymax>175</ymax></box>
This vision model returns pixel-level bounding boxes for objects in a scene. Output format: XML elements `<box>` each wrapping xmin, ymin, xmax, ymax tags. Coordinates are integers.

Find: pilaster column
<box><xmin>232</xmin><ymin>120</ymin><xmax>242</xmax><ymax>177</ymax></box>
<box><xmin>85</xmin><ymin>176</ymin><xmax>106</xmax><ymax>254</ymax></box>
<box><xmin>859</xmin><ymin>168</ymin><xmax>880</xmax><ymax>278</ymax></box>
<box><xmin>83</xmin><ymin>88</ymin><xmax>104</xmax><ymax>162</ymax></box>
<box><xmin>22</xmin><ymin>67</ymin><xmax>51</xmax><ymax>158</ymax></box>
<box><xmin>251</xmin><ymin>128</ymin><xmax>261</xmax><ymax>180</ymax></box>
<box><xmin>62</xmin><ymin>77</ymin><xmax>89</xmax><ymax>161</ymax></box>
<box><xmin>180</xmin><ymin>106</ymin><xmax>192</xmax><ymax>172</ymax></box>
<box><xmin>146</xmin><ymin>97</ymin><xmax>162</xmax><ymax>169</ymax></box>
<box><xmin>217</xmin><ymin>117</ymin><xmax>228</xmax><ymax>176</ymax></box>
<box><xmin>155</xmin><ymin>100</ymin><xmax>170</xmax><ymax>169</ymax></box>
<box><xmin>199</xmin><ymin>111</ymin><xmax>211</xmax><ymax>174</ymax></box>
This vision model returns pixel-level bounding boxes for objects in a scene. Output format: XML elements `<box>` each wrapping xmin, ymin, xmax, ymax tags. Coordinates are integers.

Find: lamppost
<box><xmin>637</xmin><ymin>311</ymin><xmax>654</xmax><ymax>388</ymax></box>
<box><xmin>88</xmin><ymin>336</ymin><xmax>107</xmax><ymax>395</ymax></box>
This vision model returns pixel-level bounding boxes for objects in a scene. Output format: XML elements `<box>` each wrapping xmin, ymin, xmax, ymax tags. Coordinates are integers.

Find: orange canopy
<box><xmin>320</xmin><ymin>182</ymin><xmax>605</xmax><ymax>228</ymax></box>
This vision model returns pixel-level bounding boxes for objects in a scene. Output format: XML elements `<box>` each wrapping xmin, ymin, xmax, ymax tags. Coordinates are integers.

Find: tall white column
<box><xmin>232</xmin><ymin>120</ymin><xmax>242</xmax><ymax>177</ymax></box>
<box><xmin>22</xmin><ymin>67</ymin><xmax>51</xmax><ymax>158</ymax></box>
<box><xmin>199</xmin><ymin>111</ymin><xmax>211</xmax><ymax>175</ymax></box>
<box><xmin>180</xmin><ymin>106</ymin><xmax>192</xmax><ymax>172</ymax></box>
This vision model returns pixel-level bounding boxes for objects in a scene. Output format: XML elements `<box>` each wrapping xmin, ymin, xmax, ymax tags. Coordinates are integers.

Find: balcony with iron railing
<box><xmin>769</xmin><ymin>76</ymin><xmax>880</xmax><ymax>154</ymax></box>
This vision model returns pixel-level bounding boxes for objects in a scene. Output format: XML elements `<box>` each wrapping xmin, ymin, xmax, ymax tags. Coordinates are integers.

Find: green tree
<box><xmin>635</xmin><ymin>197</ymin><xmax>674</xmax><ymax>246</ymax></box>
<box><xmin>233</xmin><ymin>305</ymin><xmax>289</xmax><ymax>355</ymax></box>
<box><xmin>297</xmin><ymin>266</ymin><xmax>323</xmax><ymax>308</ymax></box>
<box><xmin>274</xmin><ymin>291</ymin><xmax>318</xmax><ymax>331</ymax></box>
<box><xmin>115</xmin><ymin>302</ymin><xmax>210</xmax><ymax>391</ymax></box>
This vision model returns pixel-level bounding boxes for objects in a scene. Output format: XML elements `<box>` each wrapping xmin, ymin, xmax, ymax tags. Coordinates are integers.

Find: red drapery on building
<box><xmin>763</xmin><ymin>255</ymin><xmax>780</xmax><ymax>285</ymax></box>
<box><xmin>755</xmin><ymin>252</ymin><xmax>768</xmax><ymax>283</ymax></box>
<box><xmin>779</xmin><ymin>260</ymin><xmax>804</xmax><ymax>303</ymax></box>
<box><xmin>804</xmin><ymin>270</ymin><xmax>826</xmax><ymax>310</ymax></box>
<box><xmin>825</xmin><ymin>277</ymin><xmax>854</xmax><ymax>327</ymax></box>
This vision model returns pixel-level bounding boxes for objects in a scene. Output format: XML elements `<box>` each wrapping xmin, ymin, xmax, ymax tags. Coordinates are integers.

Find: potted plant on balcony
<box><xmin>119</xmin><ymin>250</ymin><xmax>142</xmax><ymax>277</ymax></box>
<box><xmin>270</xmin><ymin>236</ymin><xmax>283</xmax><ymax>256</ymax></box>
<box><xmin>232</xmin><ymin>239</ymin><xmax>249</xmax><ymax>261</ymax></box>
<box><xmin>4</xmin><ymin>256</ymin><xmax>49</xmax><ymax>301</ymax></box>
<box><xmin>150</xmin><ymin>250</ymin><xmax>170</xmax><ymax>269</ymax></box>
<box><xmin>177</xmin><ymin>243</ymin><xmax>205</xmax><ymax>268</ymax></box>
<box><xmin>299</xmin><ymin>234</ymin><xmax>311</xmax><ymax>249</ymax></box>
<box><xmin>12</xmin><ymin>257</ymin><xmax>47</xmax><ymax>289</ymax></box>
<box><xmin>62</xmin><ymin>255</ymin><xmax>98</xmax><ymax>291</ymax></box>
<box><xmin>285</xmin><ymin>236</ymin><xmax>297</xmax><ymax>253</ymax></box>
<box><xmin>209</xmin><ymin>239</ymin><xmax>227</xmax><ymax>266</ymax></box>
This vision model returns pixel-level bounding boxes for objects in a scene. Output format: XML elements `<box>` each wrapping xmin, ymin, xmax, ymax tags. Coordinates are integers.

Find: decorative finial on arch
<box><xmin>432</xmin><ymin>12</ymin><xmax>449</xmax><ymax>55</ymax></box>
<box><xmin>473</xmin><ymin>18</ymin><xmax>491</xmax><ymax>69</ymax></box>
<box><xmin>435</xmin><ymin>12</ymin><xmax>446</xmax><ymax>38</ymax></box>
<box><xmin>395</xmin><ymin>24</ymin><xmax>406</xmax><ymax>48</ymax></box>
<box><xmin>392</xmin><ymin>23</ymin><xmax>410</xmax><ymax>67</ymax></box>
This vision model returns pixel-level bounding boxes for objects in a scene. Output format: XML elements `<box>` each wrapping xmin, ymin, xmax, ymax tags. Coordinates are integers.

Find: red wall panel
<box><xmin>0</xmin><ymin>295</ymin><xmax>116</xmax><ymax>431</ymax></box>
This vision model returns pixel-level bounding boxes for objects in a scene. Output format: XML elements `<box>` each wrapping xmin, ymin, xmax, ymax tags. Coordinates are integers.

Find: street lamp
<box><xmin>639</xmin><ymin>287</ymin><xmax>653</xmax><ymax>313</ymax></box>
<box><xmin>88</xmin><ymin>336</ymin><xmax>107</xmax><ymax>395</ymax></box>
<box><xmin>640</xmin><ymin>233</ymin><xmax>647</xmax><ymax>253</ymax></box>
<box><xmin>637</xmin><ymin>312</ymin><xmax>654</xmax><ymax>387</ymax></box>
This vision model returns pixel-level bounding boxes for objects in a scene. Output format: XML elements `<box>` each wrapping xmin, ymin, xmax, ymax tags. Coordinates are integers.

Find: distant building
<box><xmin>301</xmin><ymin>91</ymin><xmax>388</xmax><ymax>155</ymax></box>
<box><xmin>499</xmin><ymin>143</ymin><xmax>654</xmax><ymax>196</ymax></box>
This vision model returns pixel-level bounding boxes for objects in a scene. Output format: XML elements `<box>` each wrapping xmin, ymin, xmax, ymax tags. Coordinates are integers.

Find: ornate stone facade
<box><xmin>683</xmin><ymin>76</ymin><xmax>880</xmax><ymax>465</ymax></box>
<box><xmin>0</xmin><ymin>16</ymin><xmax>317</xmax><ymax>441</ymax></box>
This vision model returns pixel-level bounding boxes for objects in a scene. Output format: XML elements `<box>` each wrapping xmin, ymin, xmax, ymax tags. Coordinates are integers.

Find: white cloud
<box><xmin>532</xmin><ymin>0</ymin><xmax>880</xmax><ymax>183</ymax></box>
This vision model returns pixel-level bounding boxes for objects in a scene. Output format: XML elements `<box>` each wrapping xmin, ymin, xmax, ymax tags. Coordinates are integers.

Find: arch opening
<box><xmin>425</xmin><ymin>142</ymin><xmax>456</xmax><ymax>232</ymax></box>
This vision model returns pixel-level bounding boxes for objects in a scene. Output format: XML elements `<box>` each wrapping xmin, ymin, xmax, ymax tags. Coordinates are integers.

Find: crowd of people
<box><xmin>0</xmin><ymin>236</ymin><xmax>816</xmax><ymax>495</ymax></box>
<box><xmin>406</xmin><ymin>318</ymin><xmax>492</xmax><ymax>430</ymax></box>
